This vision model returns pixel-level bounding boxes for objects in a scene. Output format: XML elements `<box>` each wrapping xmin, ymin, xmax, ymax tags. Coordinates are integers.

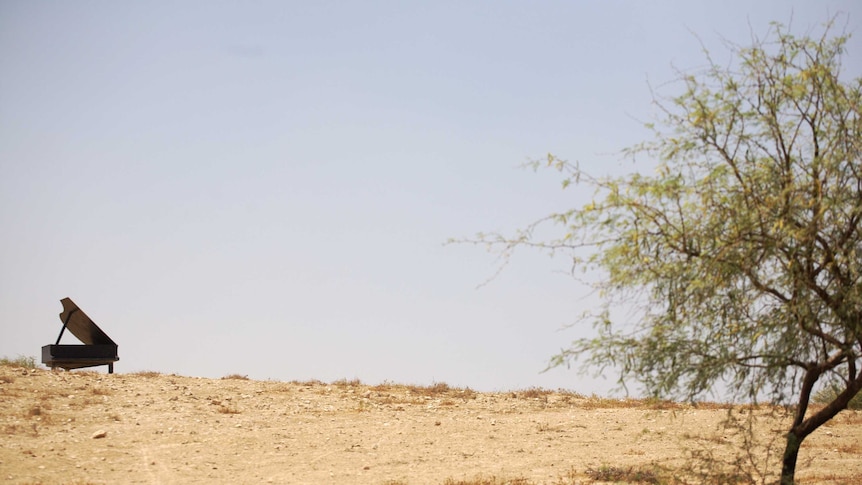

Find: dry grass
<box><xmin>512</xmin><ymin>387</ymin><xmax>559</xmax><ymax>399</ymax></box>
<box><xmin>400</xmin><ymin>468</ymin><xmax>581</xmax><ymax>485</ymax></box>
<box><xmin>443</xmin><ymin>476</ymin><xmax>533</xmax><ymax>485</ymax></box>
<box><xmin>333</xmin><ymin>378</ymin><xmax>363</xmax><ymax>387</ymax></box>
<box><xmin>574</xmin><ymin>395</ymin><xmax>736</xmax><ymax>411</ymax></box>
<box><xmin>801</xmin><ymin>472</ymin><xmax>862</xmax><ymax>484</ymax></box>
<box><xmin>836</xmin><ymin>442</ymin><xmax>862</xmax><ymax>455</ymax></box>
<box><xmin>129</xmin><ymin>370</ymin><xmax>162</xmax><ymax>377</ymax></box>
<box><xmin>217</xmin><ymin>404</ymin><xmax>241</xmax><ymax>414</ymax></box>
<box><xmin>406</xmin><ymin>382</ymin><xmax>477</xmax><ymax>400</ymax></box>
<box><xmin>4</xmin><ymin>368</ymin><xmax>860</xmax><ymax>484</ymax></box>
<box><xmin>0</xmin><ymin>355</ymin><xmax>38</xmax><ymax>369</ymax></box>
<box><xmin>222</xmin><ymin>374</ymin><xmax>249</xmax><ymax>380</ymax></box>
<box><xmin>364</xmin><ymin>381</ymin><xmax>478</xmax><ymax>406</ymax></box>
<box><xmin>290</xmin><ymin>378</ymin><xmax>325</xmax><ymax>386</ymax></box>
<box><xmin>584</xmin><ymin>464</ymin><xmax>662</xmax><ymax>484</ymax></box>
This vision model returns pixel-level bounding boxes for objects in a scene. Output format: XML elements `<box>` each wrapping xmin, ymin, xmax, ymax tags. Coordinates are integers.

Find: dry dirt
<box><xmin>1</xmin><ymin>366</ymin><xmax>860</xmax><ymax>484</ymax></box>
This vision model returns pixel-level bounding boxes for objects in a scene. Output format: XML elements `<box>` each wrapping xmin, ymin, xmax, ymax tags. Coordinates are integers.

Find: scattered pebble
<box><xmin>91</xmin><ymin>430</ymin><xmax>107</xmax><ymax>439</ymax></box>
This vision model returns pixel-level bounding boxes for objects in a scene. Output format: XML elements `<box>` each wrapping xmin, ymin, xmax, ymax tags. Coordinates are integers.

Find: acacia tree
<box><xmin>469</xmin><ymin>22</ymin><xmax>862</xmax><ymax>484</ymax></box>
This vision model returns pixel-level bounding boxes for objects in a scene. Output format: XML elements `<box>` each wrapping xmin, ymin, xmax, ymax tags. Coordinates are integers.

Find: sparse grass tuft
<box><xmin>217</xmin><ymin>404</ymin><xmax>241</xmax><ymax>414</ymax></box>
<box><xmin>130</xmin><ymin>370</ymin><xmax>162</xmax><ymax>377</ymax></box>
<box><xmin>222</xmin><ymin>373</ymin><xmax>249</xmax><ymax>380</ymax></box>
<box><xmin>415</xmin><ymin>382</ymin><xmax>476</xmax><ymax>399</ymax></box>
<box><xmin>333</xmin><ymin>378</ymin><xmax>363</xmax><ymax>387</ymax></box>
<box><xmin>585</xmin><ymin>465</ymin><xmax>661</xmax><ymax>484</ymax></box>
<box><xmin>443</xmin><ymin>476</ymin><xmax>532</xmax><ymax>485</ymax></box>
<box><xmin>802</xmin><ymin>472</ymin><xmax>862</xmax><ymax>484</ymax></box>
<box><xmin>514</xmin><ymin>387</ymin><xmax>555</xmax><ymax>399</ymax></box>
<box><xmin>409</xmin><ymin>381</ymin><xmax>453</xmax><ymax>396</ymax></box>
<box><xmin>579</xmin><ymin>395</ymin><xmax>687</xmax><ymax>410</ymax></box>
<box><xmin>0</xmin><ymin>355</ymin><xmax>38</xmax><ymax>369</ymax></box>
<box><xmin>371</xmin><ymin>381</ymin><xmax>477</xmax><ymax>399</ymax></box>
<box><xmin>291</xmin><ymin>378</ymin><xmax>325</xmax><ymax>386</ymax></box>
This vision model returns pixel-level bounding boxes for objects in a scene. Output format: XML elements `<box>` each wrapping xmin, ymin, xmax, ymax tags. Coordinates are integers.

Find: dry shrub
<box><xmin>25</xmin><ymin>406</ymin><xmax>52</xmax><ymax>425</ymax></box>
<box><xmin>130</xmin><ymin>370</ymin><xmax>162</xmax><ymax>378</ymax></box>
<box><xmin>291</xmin><ymin>379</ymin><xmax>324</xmax><ymax>387</ymax></box>
<box><xmin>222</xmin><ymin>374</ymin><xmax>249</xmax><ymax>380</ymax></box>
<box><xmin>217</xmin><ymin>404</ymin><xmax>240</xmax><ymax>414</ymax></box>
<box><xmin>801</xmin><ymin>471</ymin><xmax>862</xmax><ymax>484</ymax></box>
<box><xmin>443</xmin><ymin>476</ymin><xmax>532</xmax><ymax>485</ymax></box>
<box><xmin>358</xmin><ymin>382</ymin><xmax>478</xmax><ymax>407</ymax></box>
<box><xmin>514</xmin><ymin>387</ymin><xmax>555</xmax><ymax>400</ymax></box>
<box><xmin>585</xmin><ymin>465</ymin><xmax>661</xmax><ymax>484</ymax></box>
<box><xmin>0</xmin><ymin>355</ymin><xmax>38</xmax><ymax>369</ymax></box>
<box><xmin>418</xmin><ymin>382</ymin><xmax>476</xmax><ymax>400</ymax></box>
<box><xmin>332</xmin><ymin>378</ymin><xmax>362</xmax><ymax>387</ymax></box>
<box><xmin>569</xmin><ymin>393</ymin><xmax>737</xmax><ymax>411</ymax></box>
<box><xmin>404</xmin><ymin>382</ymin><xmax>453</xmax><ymax>396</ymax></box>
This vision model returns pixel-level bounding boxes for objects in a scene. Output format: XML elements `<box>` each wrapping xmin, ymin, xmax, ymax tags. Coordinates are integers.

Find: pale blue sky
<box><xmin>2</xmin><ymin>1</ymin><xmax>860</xmax><ymax>395</ymax></box>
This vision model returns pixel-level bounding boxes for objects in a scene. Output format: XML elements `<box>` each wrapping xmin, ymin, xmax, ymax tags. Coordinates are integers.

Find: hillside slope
<box><xmin>1</xmin><ymin>366</ymin><xmax>860</xmax><ymax>484</ymax></box>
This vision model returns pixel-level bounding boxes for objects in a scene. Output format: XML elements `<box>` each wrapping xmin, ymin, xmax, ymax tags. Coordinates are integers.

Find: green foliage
<box><xmin>463</xmin><ymin>17</ymin><xmax>862</xmax><ymax>485</ymax></box>
<box><xmin>0</xmin><ymin>355</ymin><xmax>38</xmax><ymax>369</ymax></box>
<box><xmin>813</xmin><ymin>382</ymin><xmax>862</xmax><ymax>410</ymax></box>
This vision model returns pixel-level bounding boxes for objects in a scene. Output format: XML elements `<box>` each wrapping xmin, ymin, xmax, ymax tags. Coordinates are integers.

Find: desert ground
<box><xmin>1</xmin><ymin>365</ymin><xmax>860</xmax><ymax>484</ymax></box>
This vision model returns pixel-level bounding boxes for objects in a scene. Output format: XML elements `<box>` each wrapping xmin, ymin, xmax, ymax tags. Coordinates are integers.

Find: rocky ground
<box><xmin>1</xmin><ymin>365</ymin><xmax>860</xmax><ymax>484</ymax></box>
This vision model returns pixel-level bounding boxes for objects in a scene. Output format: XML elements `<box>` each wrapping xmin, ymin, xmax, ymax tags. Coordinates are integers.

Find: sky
<box><xmin>2</xmin><ymin>1</ymin><xmax>861</xmax><ymax>396</ymax></box>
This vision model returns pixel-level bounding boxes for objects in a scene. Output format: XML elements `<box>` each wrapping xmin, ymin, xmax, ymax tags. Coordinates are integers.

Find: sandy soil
<box><xmin>1</xmin><ymin>366</ymin><xmax>860</xmax><ymax>484</ymax></box>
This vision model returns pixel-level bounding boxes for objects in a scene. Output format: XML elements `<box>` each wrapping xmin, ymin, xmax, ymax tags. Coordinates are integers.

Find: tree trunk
<box><xmin>779</xmin><ymin>368</ymin><xmax>862</xmax><ymax>484</ymax></box>
<box><xmin>780</xmin><ymin>430</ymin><xmax>803</xmax><ymax>485</ymax></box>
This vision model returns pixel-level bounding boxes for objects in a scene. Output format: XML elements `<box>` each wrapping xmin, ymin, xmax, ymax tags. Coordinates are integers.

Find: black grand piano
<box><xmin>41</xmin><ymin>298</ymin><xmax>119</xmax><ymax>373</ymax></box>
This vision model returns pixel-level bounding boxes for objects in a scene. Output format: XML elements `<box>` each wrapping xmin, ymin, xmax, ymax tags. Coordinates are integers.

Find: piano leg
<box><xmin>108</xmin><ymin>363</ymin><xmax>114</xmax><ymax>374</ymax></box>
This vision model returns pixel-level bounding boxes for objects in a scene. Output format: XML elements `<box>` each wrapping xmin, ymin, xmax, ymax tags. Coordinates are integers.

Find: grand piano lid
<box><xmin>58</xmin><ymin>298</ymin><xmax>117</xmax><ymax>346</ymax></box>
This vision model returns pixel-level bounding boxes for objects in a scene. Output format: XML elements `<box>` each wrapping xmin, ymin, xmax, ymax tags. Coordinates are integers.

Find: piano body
<box><xmin>41</xmin><ymin>298</ymin><xmax>119</xmax><ymax>373</ymax></box>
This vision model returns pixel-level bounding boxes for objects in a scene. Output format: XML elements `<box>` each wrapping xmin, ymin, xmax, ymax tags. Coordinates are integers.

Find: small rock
<box><xmin>91</xmin><ymin>430</ymin><xmax>107</xmax><ymax>439</ymax></box>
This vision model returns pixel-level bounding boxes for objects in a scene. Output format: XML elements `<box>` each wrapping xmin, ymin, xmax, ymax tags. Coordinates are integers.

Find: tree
<box><xmin>468</xmin><ymin>21</ymin><xmax>862</xmax><ymax>484</ymax></box>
